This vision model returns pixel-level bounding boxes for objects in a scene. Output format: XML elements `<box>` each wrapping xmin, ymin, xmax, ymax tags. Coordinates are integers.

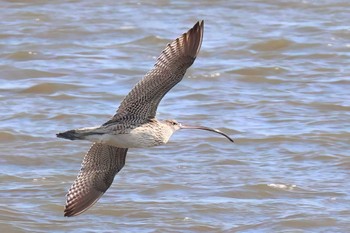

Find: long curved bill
<box><xmin>179</xmin><ymin>124</ymin><xmax>234</xmax><ymax>143</ymax></box>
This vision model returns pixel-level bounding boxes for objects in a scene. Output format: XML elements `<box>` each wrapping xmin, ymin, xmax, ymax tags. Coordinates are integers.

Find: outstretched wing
<box><xmin>64</xmin><ymin>143</ymin><xmax>128</xmax><ymax>217</ymax></box>
<box><xmin>104</xmin><ymin>20</ymin><xmax>204</xmax><ymax>126</ymax></box>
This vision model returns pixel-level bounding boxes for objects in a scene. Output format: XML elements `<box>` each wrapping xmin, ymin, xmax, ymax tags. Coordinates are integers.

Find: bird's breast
<box><xmin>95</xmin><ymin>124</ymin><xmax>173</xmax><ymax>148</ymax></box>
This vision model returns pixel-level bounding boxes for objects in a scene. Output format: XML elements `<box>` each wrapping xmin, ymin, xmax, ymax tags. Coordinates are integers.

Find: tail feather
<box><xmin>56</xmin><ymin>126</ymin><xmax>106</xmax><ymax>140</ymax></box>
<box><xmin>57</xmin><ymin>127</ymin><xmax>103</xmax><ymax>141</ymax></box>
<box><xmin>57</xmin><ymin>130</ymin><xmax>81</xmax><ymax>140</ymax></box>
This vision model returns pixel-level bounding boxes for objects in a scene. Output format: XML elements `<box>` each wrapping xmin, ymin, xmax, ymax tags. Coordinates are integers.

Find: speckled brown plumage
<box><xmin>63</xmin><ymin>21</ymin><xmax>204</xmax><ymax>217</ymax></box>
<box><xmin>104</xmin><ymin>20</ymin><xmax>203</xmax><ymax>125</ymax></box>
<box><xmin>64</xmin><ymin>143</ymin><xmax>127</xmax><ymax>217</ymax></box>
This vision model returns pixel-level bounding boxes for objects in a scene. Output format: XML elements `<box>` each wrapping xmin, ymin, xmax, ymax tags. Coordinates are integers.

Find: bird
<box><xmin>57</xmin><ymin>20</ymin><xmax>234</xmax><ymax>217</ymax></box>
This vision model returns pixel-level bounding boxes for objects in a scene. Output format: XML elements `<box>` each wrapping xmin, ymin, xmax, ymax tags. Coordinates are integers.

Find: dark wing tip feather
<box><xmin>167</xmin><ymin>20</ymin><xmax>204</xmax><ymax>60</ymax></box>
<box><xmin>63</xmin><ymin>144</ymin><xmax>128</xmax><ymax>217</ymax></box>
<box><xmin>64</xmin><ymin>189</ymin><xmax>104</xmax><ymax>217</ymax></box>
<box><xmin>110</xmin><ymin>21</ymin><xmax>204</xmax><ymax>123</ymax></box>
<box><xmin>152</xmin><ymin>20</ymin><xmax>204</xmax><ymax>73</ymax></box>
<box><xmin>185</xmin><ymin>20</ymin><xmax>204</xmax><ymax>59</ymax></box>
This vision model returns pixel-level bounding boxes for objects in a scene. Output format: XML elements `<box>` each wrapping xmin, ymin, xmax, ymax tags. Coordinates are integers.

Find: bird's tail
<box><xmin>57</xmin><ymin>127</ymin><xmax>102</xmax><ymax>141</ymax></box>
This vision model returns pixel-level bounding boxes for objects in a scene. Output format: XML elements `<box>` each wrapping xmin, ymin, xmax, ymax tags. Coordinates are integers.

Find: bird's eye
<box><xmin>172</xmin><ymin>121</ymin><xmax>177</xmax><ymax>125</ymax></box>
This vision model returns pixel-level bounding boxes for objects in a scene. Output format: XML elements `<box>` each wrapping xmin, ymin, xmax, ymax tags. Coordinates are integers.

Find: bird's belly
<box><xmin>90</xmin><ymin>127</ymin><xmax>169</xmax><ymax>148</ymax></box>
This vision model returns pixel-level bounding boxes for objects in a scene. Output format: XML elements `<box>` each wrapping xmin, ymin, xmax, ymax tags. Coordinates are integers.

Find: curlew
<box><xmin>57</xmin><ymin>20</ymin><xmax>234</xmax><ymax>217</ymax></box>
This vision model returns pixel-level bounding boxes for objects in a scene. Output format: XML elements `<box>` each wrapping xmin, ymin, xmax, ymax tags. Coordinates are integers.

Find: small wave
<box><xmin>267</xmin><ymin>183</ymin><xmax>296</xmax><ymax>191</ymax></box>
<box><xmin>337</xmin><ymin>157</ymin><xmax>350</xmax><ymax>169</ymax></box>
<box><xmin>181</xmin><ymin>93</ymin><xmax>209</xmax><ymax>100</ymax></box>
<box><xmin>0</xmin><ymin>131</ymin><xmax>17</xmax><ymax>142</ymax></box>
<box><xmin>20</xmin><ymin>83</ymin><xmax>82</xmax><ymax>94</ymax></box>
<box><xmin>47</xmin><ymin>93</ymin><xmax>76</xmax><ymax>100</ymax></box>
<box><xmin>99</xmin><ymin>68</ymin><xmax>140</xmax><ymax>76</ymax></box>
<box><xmin>236</xmin><ymin>75</ymin><xmax>285</xmax><ymax>84</ymax></box>
<box><xmin>49</xmin><ymin>113</ymin><xmax>85</xmax><ymax>120</ymax></box>
<box><xmin>238</xmin><ymin>136</ymin><xmax>300</xmax><ymax>143</ymax></box>
<box><xmin>5</xmin><ymin>68</ymin><xmax>66</xmax><ymax>80</ymax></box>
<box><xmin>249</xmin><ymin>38</ymin><xmax>293</xmax><ymax>51</ymax></box>
<box><xmin>5</xmin><ymin>51</ymin><xmax>45</xmax><ymax>61</ymax></box>
<box><xmin>210</xmin><ymin>158</ymin><xmax>247</xmax><ymax>166</ymax></box>
<box><xmin>128</xmin><ymin>35</ymin><xmax>170</xmax><ymax>46</ymax></box>
<box><xmin>228</xmin><ymin>66</ymin><xmax>287</xmax><ymax>76</ymax></box>
<box><xmin>0</xmin><ymin>131</ymin><xmax>40</xmax><ymax>142</ymax></box>
<box><xmin>308</xmin><ymin>102</ymin><xmax>350</xmax><ymax>111</ymax></box>
<box><xmin>0</xmin><ymin>33</ymin><xmax>20</xmax><ymax>39</ymax></box>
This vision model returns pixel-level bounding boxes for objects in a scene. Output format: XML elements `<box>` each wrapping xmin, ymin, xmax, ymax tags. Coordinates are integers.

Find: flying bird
<box><xmin>57</xmin><ymin>20</ymin><xmax>234</xmax><ymax>217</ymax></box>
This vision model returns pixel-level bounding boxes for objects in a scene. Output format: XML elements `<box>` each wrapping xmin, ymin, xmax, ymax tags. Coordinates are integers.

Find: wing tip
<box><xmin>63</xmin><ymin>144</ymin><xmax>128</xmax><ymax>217</ymax></box>
<box><xmin>64</xmin><ymin>191</ymin><xmax>104</xmax><ymax>217</ymax></box>
<box><xmin>184</xmin><ymin>20</ymin><xmax>204</xmax><ymax>58</ymax></box>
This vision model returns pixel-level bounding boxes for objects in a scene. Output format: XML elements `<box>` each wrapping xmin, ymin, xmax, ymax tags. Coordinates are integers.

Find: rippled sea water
<box><xmin>1</xmin><ymin>0</ymin><xmax>350</xmax><ymax>232</ymax></box>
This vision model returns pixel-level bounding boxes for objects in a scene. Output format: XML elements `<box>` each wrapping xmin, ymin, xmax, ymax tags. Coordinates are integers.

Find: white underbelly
<box><xmin>85</xmin><ymin>126</ymin><xmax>171</xmax><ymax>148</ymax></box>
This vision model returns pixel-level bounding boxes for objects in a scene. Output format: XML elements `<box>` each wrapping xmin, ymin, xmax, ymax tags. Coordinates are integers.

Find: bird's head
<box><xmin>163</xmin><ymin>119</ymin><xmax>234</xmax><ymax>143</ymax></box>
<box><xmin>164</xmin><ymin>119</ymin><xmax>182</xmax><ymax>132</ymax></box>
